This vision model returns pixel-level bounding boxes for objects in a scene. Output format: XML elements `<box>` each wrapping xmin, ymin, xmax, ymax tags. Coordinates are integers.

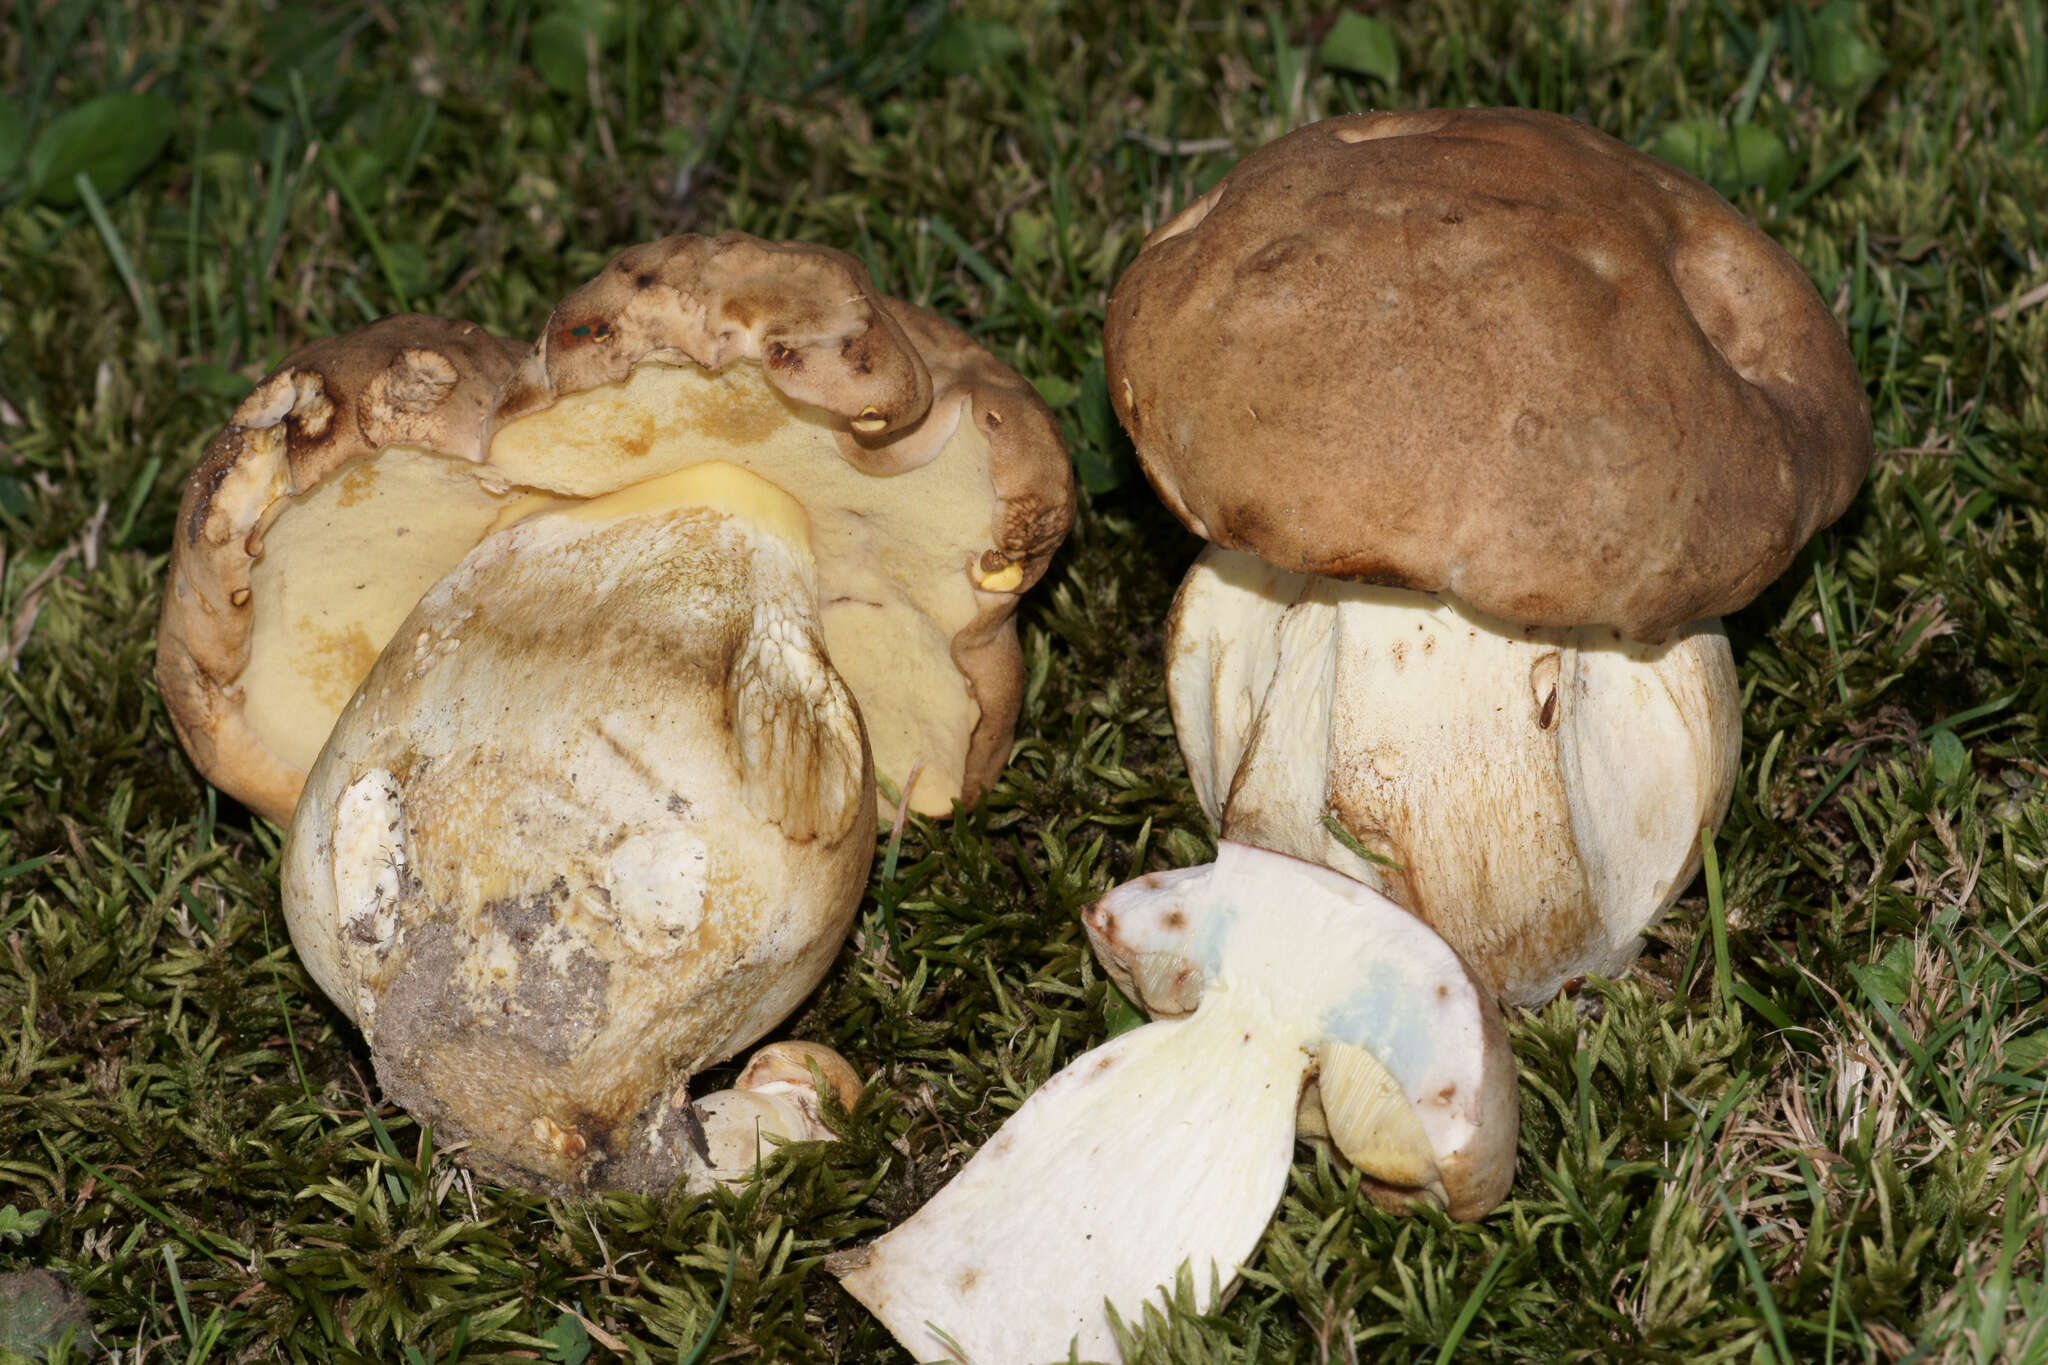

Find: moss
<box><xmin>1</xmin><ymin>0</ymin><xmax>2043</xmax><ymax>1359</ymax></box>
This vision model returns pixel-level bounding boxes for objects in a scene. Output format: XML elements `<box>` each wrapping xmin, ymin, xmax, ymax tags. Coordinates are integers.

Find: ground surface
<box><xmin>1</xmin><ymin>1</ymin><xmax>2045</xmax><ymax>1361</ymax></box>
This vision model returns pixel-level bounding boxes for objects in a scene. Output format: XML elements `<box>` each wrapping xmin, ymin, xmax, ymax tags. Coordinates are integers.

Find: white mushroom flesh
<box><xmin>838</xmin><ymin>1003</ymin><xmax>1302</xmax><ymax>1365</ymax></box>
<box><xmin>1170</xmin><ymin>546</ymin><xmax>1740</xmax><ymax>1007</ymax></box>
<box><xmin>691</xmin><ymin>1089</ymin><xmax>821</xmax><ymax>1186</ymax></box>
<box><xmin>833</xmin><ymin>842</ymin><xmax>1510</xmax><ymax>1364</ymax></box>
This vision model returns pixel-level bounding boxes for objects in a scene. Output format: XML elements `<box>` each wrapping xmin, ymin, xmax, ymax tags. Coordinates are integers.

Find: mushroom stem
<box><xmin>1170</xmin><ymin>546</ymin><xmax>1740</xmax><ymax>1007</ymax></box>
<box><xmin>832</xmin><ymin>843</ymin><xmax>1514</xmax><ymax>1363</ymax></box>
<box><xmin>284</xmin><ymin>461</ymin><xmax>873</xmax><ymax>1193</ymax></box>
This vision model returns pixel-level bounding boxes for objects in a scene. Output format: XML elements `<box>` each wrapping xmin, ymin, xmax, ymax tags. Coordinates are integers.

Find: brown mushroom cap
<box><xmin>1105</xmin><ymin>108</ymin><xmax>1872</xmax><ymax>639</ymax></box>
<box><xmin>158</xmin><ymin>233</ymin><xmax>1074</xmax><ymax>823</ymax></box>
<box><xmin>157</xmin><ymin>315</ymin><xmax>522</xmax><ymax>822</ymax></box>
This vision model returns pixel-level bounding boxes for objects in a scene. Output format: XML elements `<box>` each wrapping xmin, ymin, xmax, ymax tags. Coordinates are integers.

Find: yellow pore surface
<box><xmin>241</xmin><ymin>361</ymin><xmax>996</xmax><ymax>815</ymax></box>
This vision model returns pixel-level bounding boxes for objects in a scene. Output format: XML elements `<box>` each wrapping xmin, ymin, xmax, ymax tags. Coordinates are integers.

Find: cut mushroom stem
<box><xmin>830</xmin><ymin>842</ymin><xmax>1514</xmax><ymax>1365</ymax></box>
<box><xmin>283</xmin><ymin>461</ymin><xmax>874</xmax><ymax>1194</ymax></box>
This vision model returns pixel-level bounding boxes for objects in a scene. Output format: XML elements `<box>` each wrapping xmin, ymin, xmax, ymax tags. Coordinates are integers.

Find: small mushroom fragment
<box><xmin>159</xmin><ymin>232</ymin><xmax>1073</xmax><ymax>823</ymax></box>
<box><xmin>689</xmin><ymin>1040</ymin><xmax>864</xmax><ymax>1190</ymax></box>
<box><xmin>284</xmin><ymin>463</ymin><xmax>873</xmax><ymax>1193</ymax></box>
<box><xmin>1106</xmin><ymin>109</ymin><xmax>1873</xmax><ymax>1006</ymax></box>
<box><xmin>831</xmin><ymin>842</ymin><xmax>1514</xmax><ymax>1365</ymax></box>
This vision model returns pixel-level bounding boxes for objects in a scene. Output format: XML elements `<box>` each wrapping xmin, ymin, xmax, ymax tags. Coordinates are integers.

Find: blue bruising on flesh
<box><xmin>1187</xmin><ymin>888</ymin><xmax>1232</xmax><ymax>977</ymax></box>
<box><xmin>1317</xmin><ymin>960</ymin><xmax>1429</xmax><ymax>1088</ymax></box>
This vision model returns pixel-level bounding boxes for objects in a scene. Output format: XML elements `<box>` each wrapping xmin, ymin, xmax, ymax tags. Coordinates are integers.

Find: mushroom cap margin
<box><xmin>156</xmin><ymin>314</ymin><xmax>523</xmax><ymax>822</ymax></box>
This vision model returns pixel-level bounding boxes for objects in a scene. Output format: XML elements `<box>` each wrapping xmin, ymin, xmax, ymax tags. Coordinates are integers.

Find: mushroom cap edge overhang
<box><xmin>157</xmin><ymin>313</ymin><xmax>521</xmax><ymax>823</ymax></box>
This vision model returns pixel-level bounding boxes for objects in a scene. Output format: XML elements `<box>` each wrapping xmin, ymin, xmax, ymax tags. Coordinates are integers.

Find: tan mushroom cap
<box><xmin>490</xmin><ymin>232</ymin><xmax>1074</xmax><ymax>814</ymax></box>
<box><xmin>1105</xmin><ymin>107</ymin><xmax>1872</xmax><ymax>640</ymax></box>
<box><xmin>157</xmin><ymin>315</ymin><xmax>522</xmax><ymax>822</ymax></box>
<box><xmin>159</xmin><ymin>233</ymin><xmax>1074</xmax><ymax>823</ymax></box>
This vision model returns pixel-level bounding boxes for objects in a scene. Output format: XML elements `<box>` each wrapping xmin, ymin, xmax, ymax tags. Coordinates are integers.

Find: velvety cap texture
<box><xmin>1105</xmin><ymin>108</ymin><xmax>1872</xmax><ymax>638</ymax></box>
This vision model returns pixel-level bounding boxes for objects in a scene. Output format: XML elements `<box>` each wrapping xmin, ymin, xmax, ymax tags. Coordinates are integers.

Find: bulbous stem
<box><xmin>282</xmin><ymin>464</ymin><xmax>873</xmax><ymax>1194</ymax></box>
<box><xmin>1168</xmin><ymin>545</ymin><xmax>1740</xmax><ymax>1008</ymax></box>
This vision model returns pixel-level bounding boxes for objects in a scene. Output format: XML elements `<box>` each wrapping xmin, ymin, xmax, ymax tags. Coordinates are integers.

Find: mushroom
<box><xmin>155</xmin><ymin>233</ymin><xmax>1070</xmax><ymax>1191</ymax></box>
<box><xmin>831</xmin><ymin>841</ymin><xmax>1515</xmax><ymax>1365</ymax></box>
<box><xmin>283</xmin><ymin>461</ymin><xmax>874</xmax><ymax>1192</ymax></box>
<box><xmin>157</xmin><ymin>232</ymin><xmax>1074</xmax><ymax>824</ymax></box>
<box><xmin>690</xmin><ymin>1040</ymin><xmax>865</xmax><ymax>1190</ymax></box>
<box><xmin>1104</xmin><ymin>109</ymin><xmax>1873</xmax><ymax>1007</ymax></box>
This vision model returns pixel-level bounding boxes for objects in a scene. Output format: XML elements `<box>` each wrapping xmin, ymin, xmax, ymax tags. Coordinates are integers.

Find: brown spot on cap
<box><xmin>381</xmin><ymin>348</ymin><xmax>459</xmax><ymax>413</ymax></box>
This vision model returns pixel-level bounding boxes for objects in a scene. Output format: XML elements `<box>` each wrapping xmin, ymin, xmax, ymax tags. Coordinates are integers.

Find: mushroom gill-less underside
<box><xmin>283</xmin><ymin>464</ymin><xmax>874</xmax><ymax>1193</ymax></box>
<box><xmin>225</xmin><ymin>351</ymin><xmax>1030</xmax><ymax>822</ymax></box>
<box><xmin>159</xmin><ymin>233</ymin><xmax>1075</xmax><ymax>827</ymax></box>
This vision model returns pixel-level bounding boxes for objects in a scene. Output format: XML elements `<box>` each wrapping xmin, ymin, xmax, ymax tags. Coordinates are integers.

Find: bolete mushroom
<box><xmin>159</xmin><ymin>233</ymin><xmax>1071</xmax><ymax>1191</ymax></box>
<box><xmin>1104</xmin><ymin>109</ymin><xmax>1873</xmax><ymax>1006</ymax></box>
<box><xmin>831</xmin><ymin>842</ymin><xmax>1514</xmax><ymax>1364</ymax></box>
<box><xmin>158</xmin><ymin>231</ymin><xmax>1074</xmax><ymax>824</ymax></box>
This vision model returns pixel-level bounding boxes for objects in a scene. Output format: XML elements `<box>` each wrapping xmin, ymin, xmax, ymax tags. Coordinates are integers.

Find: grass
<box><xmin>1</xmin><ymin>0</ymin><xmax>2044</xmax><ymax>1360</ymax></box>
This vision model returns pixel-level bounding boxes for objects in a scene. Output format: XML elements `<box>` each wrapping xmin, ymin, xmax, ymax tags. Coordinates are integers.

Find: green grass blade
<box><xmin>74</xmin><ymin>171</ymin><xmax>170</xmax><ymax>354</ymax></box>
